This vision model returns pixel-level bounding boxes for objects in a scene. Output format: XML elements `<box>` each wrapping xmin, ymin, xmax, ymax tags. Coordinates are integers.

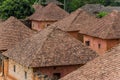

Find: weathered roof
<box><xmin>28</xmin><ymin>4</ymin><xmax>43</xmax><ymax>20</ymax></box>
<box><xmin>101</xmin><ymin>6</ymin><xmax>120</xmax><ymax>12</ymax></box>
<box><xmin>0</xmin><ymin>16</ymin><xmax>35</xmax><ymax>50</ymax></box>
<box><xmin>3</xmin><ymin>26</ymin><xmax>98</xmax><ymax>67</ymax></box>
<box><xmin>32</xmin><ymin>4</ymin><xmax>43</xmax><ymax>11</ymax></box>
<box><xmin>60</xmin><ymin>44</ymin><xmax>120</xmax><ymax>80</ymax></box>
<box><xmin>115</xmin><ymin>0</ymin><xmax>120</xmax><ymax>2</ymax></box>
<box><xmin>44</xmin><ymin>0</ymin><xmax>63</xmax><ymax>5</ymax></box>
<box><xmin>54</xmin><ymin>8</ymin><xmax>96</xmax><ymax>31</ymax></box>
<box><xmin>29</xmin><ymin>3</ymin><xmax>69</xmax><ymax>21</ymax></box>
<box><xmin>79</xmin><ymin>10</ymin><xmax>120</xmax><ymax>39</ymax></box>
<box><xmin>81</xmin><ymin>4</ymin><xmax>105</xmax><ymax>15</ymax></box>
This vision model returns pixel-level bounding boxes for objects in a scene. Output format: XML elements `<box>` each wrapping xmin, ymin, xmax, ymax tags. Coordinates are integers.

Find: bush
<box><xmin>96</xmin><ymin>11</ymin><xmax>108</xmax><ymax>18</ymax></box>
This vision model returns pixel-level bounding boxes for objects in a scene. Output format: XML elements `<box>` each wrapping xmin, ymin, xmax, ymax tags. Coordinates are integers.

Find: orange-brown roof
<box><xmin>29</xmin><ymin>3</ymin><xmax>69</xmax><ymax>21</ymax></box>
<box><xmin>32</xmin><ymin>4</ymin><xmax>43</xmax><ymax>11</ymax></box>
<box><xmin>54</xmin><ymin>8</ymin><xmax>97</xmax><ymax>31</ymax></box>
<box><xmin>0</xmin><ymin>16</ymin><xmax>35</xmax><ymax>50</ymax></box>
<box><xmin>60</xmin><ymin>44</ymin><xmax>120</xmax><ymax>80</ymax></box>
<box><xmin>3</xmin><ymin>26</ymin><xmax>98</xmax><ymax>67</ymax></box>
<box><xmin>44</xmin><ymin>0</ymin><xmax>63</xmax><ymax>5</ymax></box>
<box><xmin>28</xmin><ymin>4</ymin><xmax>43</xmax><ymax>20</ymax></box>
<box><xmin>79</xmin><ymin>10</ymin><xmax>120</xmax><ymax>39</ymax></box>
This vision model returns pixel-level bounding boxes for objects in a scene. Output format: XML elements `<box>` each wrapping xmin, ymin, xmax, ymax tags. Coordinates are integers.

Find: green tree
<box><xmin>96</xmin><ymin>11</ymin><xmax>108</xmax><ymax>18</ymax></box>
<box><xmin>0</xmin><ymin>0</ymin><xmax>34</xmax><ymax>19</ymax></box>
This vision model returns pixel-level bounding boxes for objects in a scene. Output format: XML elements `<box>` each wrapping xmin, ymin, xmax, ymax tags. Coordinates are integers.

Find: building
<box><xmin>54</xmin><ymin>8</ymin><xmax>97</xmax><ymax>41</ymax></box>
<box><xmin>0</xmin><ymin>16</ymin><xmax>35</xmax><ymax>74</ymax></box>
<box><xmin>28</xmin><ymin>3</ymin><xmax>69</xmax><ymax>31</ymax></box>
<box><xmin>2</xmin><ymin>26</ymin><xmax>98</xmax><ymax>80</ymax></box>
<box><xmin>79</xmin><ymin>10</ymin><xmax>120</xmax><ymax>54</ymax></box>
<box><xmin>60</xmin><ymin>43</ymin><xmax>120</xmax><ymax>80</ymax></box>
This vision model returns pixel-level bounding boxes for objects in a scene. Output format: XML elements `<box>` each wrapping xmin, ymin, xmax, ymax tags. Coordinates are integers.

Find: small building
<box><xmin>79</xmin><ymin>10</ymin><xmax>120</xmax><ymax>54</ymax></box>
<box><xmin>2</xmin><ymin>26</ymin><xmax>98</xmax><ymax>80</ymax></box>
<box><xmin>0</xmin><ymin>16</ymin><xmax>35</xmax><ymax>73</ymax></box>
<box><xmin>54</xmin><ymin>8</ymin><xmax>97</xmax><ymax>41</ymax></box>
<box><xmin>60</xmin><ymin>43</ymin><xmax>120</xmax><ymax>80</ymax></box>
<box><xmin>28</xmin><ymin>3</ymin><xmax>69</xmax><ymax>31</ymax></box>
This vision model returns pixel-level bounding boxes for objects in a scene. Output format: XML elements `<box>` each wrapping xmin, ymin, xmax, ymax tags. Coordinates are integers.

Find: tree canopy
<box><xmin>0</xmin><ymin>0</ymin><xmax>34</xmax><ymax>19</ymax></box>
<box><xmin>0</xmin><ymin>0</ymin><xmax>119</xmax><ymax>19</ymax></box>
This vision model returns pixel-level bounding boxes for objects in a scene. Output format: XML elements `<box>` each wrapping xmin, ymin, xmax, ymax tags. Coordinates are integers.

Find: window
<box><xmin>53</xmin><ymin>73</ymin><xmax>61</xmax><ymax>80</ymax></box>
<box><xmin>25</xmin><ymin>71</ymin><xmax>27</xmax><ymax>79</ymax></box>
<box><xmin>47</xmin><ymin>24</ymin><xmax>50</xmax><ymax>26</ymax></box>
<box><xmin>13</xmin><ymin>65</ymin><xmax>16</xmax><ymax>72</ymax></box>
<box><xmin>98</xmin><ymin>44</ymin><xmax>101</xmax><ymax>49</ymax></box>
<box><xmin>85</xmin><ymin>41</ymin><xmax>90</xmax><ymax>46</ymax></box>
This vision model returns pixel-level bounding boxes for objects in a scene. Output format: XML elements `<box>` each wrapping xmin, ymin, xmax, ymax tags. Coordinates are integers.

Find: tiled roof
<box><xmin>79</xmin><ymin>10</ymin><xmax>120</xmax><ymax>39</ymax></box>
<box><xmin>28</xmin><ymin>3</ymin><xmax>69</xmax><ymax>21</ymax></box>
<box><xmin>60</xmin><ymin>44</ymin><xmax>120</xmax><ymax>80</ymax></box>
<box><xmin>3</xmin><ymin>26</ymin><xmax>98</xmax><ymax>67</ymax></box>
<box><xmin>28</xmin><ymin>4</ymin><xmax>43</xmax><ymax>20</ymax></box>
<box><xmin>0</xmin><ymin>16</ymin><xmax>35</xmax><ymax>50</ymax></box>
<box><xmin>54</xmin><ymin>8</ymin><xmax>96</xmax><ymax>31</ymax></box>
<box><xmin>81</xmin><ymin>4</ymin><xmax>104</xmax><ymax>15</ymax></box>
<box><xmin>44</xmin><ymin>0</ymin><xmax>63</xmax><ymax>5</ymax></box>
<box><xmin>32</xmin><ymin>4</ymin><xmax>43</xmax><ymax>11</ymax></box>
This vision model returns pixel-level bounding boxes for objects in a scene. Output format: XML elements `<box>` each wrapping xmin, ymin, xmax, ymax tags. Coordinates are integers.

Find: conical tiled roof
<box><xmin>28</xmin><ymin>4</ymin><xmax>43</xmax><ymax>20</ymax></box>
<box><xmin>79</xmin><ymin>10</ymin><xmax>120</xmax><ymax>39</ymax></box>
<box><xmin>54</xmin><ymin>8</ymin><xmax>97</xmax><ymax>31</ymax></box>
<box><xmin>32</xmin><ymin>4</ymin><xmax>43</xmax><ymax>11</ymax></box>
<box><xmin>29</xmin><ymin>3</ymin><xmax>69</xmax><ymax>21</ymax></box>
<box><xmin>44</xmin><ymin>0</ymin><xmax>63</xmax><ymax>5</ymax></box>
<box><xmin>3</xmin><ymin>26</ymin><xmax>98</xmax><ymax>67</ymax></box>
<box><xmin>0</xmin><ymin>16</ymin><xmax>35</xmax><ymax>50</ymax></box>
<box><xmin>60</xmin><ymin>44</ymin><xmax>120</xmax><ymax>80</ymax></box>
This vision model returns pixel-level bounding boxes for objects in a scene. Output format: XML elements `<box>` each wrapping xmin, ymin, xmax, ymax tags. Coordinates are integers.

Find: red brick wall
<box><xmin>32</xmin><ymin>20</ymin><xmax>56</xmax><ymax>31</ymax></box>
<box><xmin>33</xmin><ymin>65</ymin><xmax>82</xmax><ymax>79</ymax></box>
<box><xmin>83</xmin><ymin>35</ymin><xmax>120</xmax><ymax>54</ymax></box>
<box><xmin>106</xmin><ymin>39</ymin><xmax>120</xmax><ymax>50</ymax></box>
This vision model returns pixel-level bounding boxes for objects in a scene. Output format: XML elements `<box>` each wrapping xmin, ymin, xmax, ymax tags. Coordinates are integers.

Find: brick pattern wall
<box><xmin>33</xmin><ymin>65</ymin><xmax>82</xmax><ymax>79</ymax></box>
<box><xmin>7</xmin><ymin>59</ymin><xmax>33</xmax><ymax>80</ymax></box>
<box><xmin>83</xmin><ymin>35</ymin><xmax>120</xmax><ymax>54</ymax></box>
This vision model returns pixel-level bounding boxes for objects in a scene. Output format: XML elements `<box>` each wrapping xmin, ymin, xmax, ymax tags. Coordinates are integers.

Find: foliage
<box><xmin>0</xmin><ymin>0</ymin><xmax>119</xmax><ymax>19</ymax></box>
<box><xmin>96</xmin><ymin>11</ymin><xmax>108</xmax><ymax>18</ymax></box>
<box><xmin>0</xmin><ymin>0</ymin><xmax>34</xmax><ymax>19</ymax></box>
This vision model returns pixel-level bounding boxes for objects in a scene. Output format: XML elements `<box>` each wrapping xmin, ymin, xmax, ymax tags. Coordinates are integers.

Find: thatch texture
<box><xmin>81</xmin><ymin>4</ymin><xmax>104</xmax><ymax>15</ymax></box>
<box><xmin>32</xmin><ymin>4</ymin><xmax>43</xmax><ymax>11</ymax></box>
<box><xmin>101</xmin><ymin>6</ymin><xmax>120</xmax><ymax>12</ymax></box>
<box><xmin>60</xmin><ymin>44</ymin><xmax>120</xmax><ymax>80</ymax></box>
<box><xmin>0</xmin><ymin>16</ymin><xmax>35</xmax><ymax>50</ymax></box>
<box><xmin>79</xmin><ymin>10</ymin><xmax>120</xmax><ymax>39</ymax></box>
<box><xmin>28</xmin><ymin>4</ymin><xmax>43</xmax><ymax>20</ymax></box>
<box><xmin>44</xmin><ymin>0</ymin><xmax>63</xmax><ymax>5</ymax></box>
<box><xmin>28</xmin><ymin>3</ymin><xmax>69</xmax><ymax>21</ymax></box>
<box><xmin>3</xmin><ymin>26</ymin><xmax>98</xmax><ymax>67</ymax></box>
<box><xmin>54</xmin><ymin>8</ymin><xmax>97</xmax><ymax>31</ymax></box>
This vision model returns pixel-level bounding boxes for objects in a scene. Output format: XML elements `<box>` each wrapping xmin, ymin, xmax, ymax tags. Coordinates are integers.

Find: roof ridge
<box><xmin>70</xmin><ymin>9</ymin><xmax>83</xmax><ymax>26</ymax></box>
<box><xmin>29</xmin><ymin>26</ymin><xmax>58</xmax><ymax>67</ymax></box>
